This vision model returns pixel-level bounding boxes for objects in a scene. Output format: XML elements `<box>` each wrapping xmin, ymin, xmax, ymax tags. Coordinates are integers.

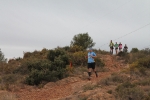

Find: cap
<box><xmin>89</xmin><ymin>48</ymin><xmax>92</xmax><ymax>50</ymax></box>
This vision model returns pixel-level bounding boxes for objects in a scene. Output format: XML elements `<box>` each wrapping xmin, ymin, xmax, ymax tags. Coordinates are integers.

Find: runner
<box><xmin>123</xmin><ymin>44</ymin><xmax>128</xmax><ymax>52</ymax></box>
<box><xmin>114</xmin><ymin>42</ymin><xmax>119</xmax><ymax>54</ymax></box>
<box><xmin>109</xmin><ymin>40</ymin><xmax>114</xmax><ymax>54</ymax></box>
<box><xmin>119</xmin><ymin>42</ymin><xmax>122</xmax><ymax>52</ymax></box>
<box><xmin>87</xmin><ymin>48</ymin><xmax>98</xmax><ymax>80</ymax></box>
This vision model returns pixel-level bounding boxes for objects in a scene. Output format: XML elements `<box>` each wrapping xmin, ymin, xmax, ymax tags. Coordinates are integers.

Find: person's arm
<box><xmin>91</xmin><ymin>52</ymin><xmax>97</xmax><ymax>58</ymax></box>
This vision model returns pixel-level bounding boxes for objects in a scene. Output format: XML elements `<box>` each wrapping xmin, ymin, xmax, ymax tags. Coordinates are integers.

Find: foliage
<box><xmin>70</xmin><ymin>33</ymin><xmax>95</xmax><ymax>49</ymax></box>
<box><xmin>26</xmin><ymin>49</ymin><xmax>69</xmax><ymax>85</ymax></box>
<box><xmin>135</xmin><ymin>78</ymin><xmax>150</xmax><ymax>86</ymax></box>
<box><xmin>115</xmin><ymin>82</ymin><xmax>144</xmax><ymax>100</ymax></box>
<box><xmin>25</xmin><ymin>59</ymin><xmax>68</xmax><ymax>85</ymax></box>
<box><xmin>69</xmin><ymin>45</ymin><xmax>84</xmax><ymax>53</ymax></box>
<box><xmin>129</xmin><ymin>48</ymin><xmax>150</xmax><ymax>63</ymax></box>
<box><xmin>23</xmin><ymin>48</ymin><xmax>48</xmax><ymax>59</ymax></box>
<box><xmin>128</xmin><ymin>56</ymin><xmax>150</xmax><ymax>77</ymax></box>
<box><xmin>117</xmin><ymin>51</ymin><xmax>128</xmax><ymax>57</ymax></box>
<box><xmin>93</xmin><ymin>49</ymin><xmax>109</xmax><ymax>55</ymax></box>
<box><xmin>0</xmin><ymin>74</ymin><xmax>19</xmax><ymax>84</ymax></box>
<box><xmin>130</xmin><ymin>48</ymin><xmax>139</xmax><ymax>53</ymax></box>
<box><xmin>69</xmin><ymin>51</ymin><xmax>87</xmax><ymax>66</ymax></box>
<box><xmin>130</xmin><ymin>56</ymin><xmax>150</xmax><ymax>69</ymax></box>
<box><xmin>0</xmin><ymin>49</ymin><xmax>6</xmax><ymax>62</ymax></box>
<box><xmin>13</xmin><ymin>62</ymin><xmax>29</xmax><ymax>75</ymax></box>
<box><xmin>118</xmin><ymin>48</ymin><xmax>150</xmax><ymax>64</ymax></box>
<box><xmin>69</xmin><ymin>50</ymin><xmax>105</xmax><ymax>67</ymax></box>
<box><xmin>94</xmin><ymin>57</ymin><xmax>105</xmax><ymax>67</ymax></box>
<box><xmin>98</xmin><ymin>73</ymin><xmax>129</xmax><ymax>86</ymax></box>
<box><xmin>83</xmin><ymin>83</ymin><xmax>97</xmax><ymax>91</ymax></box>
<box><xmin>62</xmin><ymin>46</ymin><xmax>70</xmax><ymax>51</ymax></box>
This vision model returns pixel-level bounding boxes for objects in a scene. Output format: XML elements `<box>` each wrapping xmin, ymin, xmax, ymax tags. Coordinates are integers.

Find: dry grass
<box><xmin>0</xmin><ymin>91</ymin><xmax>18</xmax><ymax>100</ymax></box>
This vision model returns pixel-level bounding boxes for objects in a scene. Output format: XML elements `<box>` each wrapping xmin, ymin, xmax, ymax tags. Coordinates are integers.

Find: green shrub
<box><xmin>0</xmin><ymin>49</ymin><xmax>7</xmax><ymax>62</ymax></box>
<box><xmin>25</xmin><ymin>59</ymin><xmax>68</xmax><ymax>85</ymax></box>
<box><xmin>26</xmin><ymin>48</ymin><xmax>69</xmax><ymax>85</ymax></box>
<box><xmin>131</xmin><ymin>48</ymin><xmax>139</xmax><ymax>53</ymax></box>
<box><xmin>13</xmin><ymin>62</ymin><xmax>29</xmax><ymax>75</ymax></box>
<box><xmin>47</xmin><ymin>50</ymin><xmax>56</xmax><ymax>61</ymax></box>
<box><xmin>62</xmin><ymin>46</ymin><xmax>70</xmax><ymax>51</ymax></box>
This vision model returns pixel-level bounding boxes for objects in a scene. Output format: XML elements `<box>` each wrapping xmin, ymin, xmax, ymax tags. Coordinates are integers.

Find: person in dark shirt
<box><xmin>123</xmin><ymin>44</ymin><xmax>128</xmax><ymax>52</ymax></box>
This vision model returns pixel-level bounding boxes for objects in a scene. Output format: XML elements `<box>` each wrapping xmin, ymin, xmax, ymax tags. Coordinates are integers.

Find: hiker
<box><xmin>123</xmin><ymin>44</ymin><xmax>128</xmax><ymax>52</ymax></box>
<box><xmin>87</xmin><ymin>48</ymin><xmax>98</xmax><ymax>80</ymax></box>
<box><xmin>119</xmin><ymin>42</ymin><xmax>122</xmax><ymax>52</ymax></box>
<box><xmin>109</xmin><ymin>40</ymin><xmax>114</xmax><ymax>54</ymax></box>
<box><xmin>114</xmin><ymin>42</ymin><xmax>119</xmax><ymax>54</ymax></box>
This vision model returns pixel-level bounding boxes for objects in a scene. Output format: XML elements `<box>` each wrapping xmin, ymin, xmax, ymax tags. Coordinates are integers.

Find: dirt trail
<box><xmin>14</xmin><ymin>54</ymin><xmax>127</xmax><ymax>100</ymax></box>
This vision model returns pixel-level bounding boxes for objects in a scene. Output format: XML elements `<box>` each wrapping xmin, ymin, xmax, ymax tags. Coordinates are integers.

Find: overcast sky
<box><xmin>0</xmin><ymin>0</ymin><xmax>150</xmax><ymax>59</ymax></box>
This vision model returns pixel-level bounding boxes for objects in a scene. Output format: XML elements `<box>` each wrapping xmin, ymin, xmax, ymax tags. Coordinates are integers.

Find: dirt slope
<box><xmin>1</xmin><ymin>54</ymin><xmax>128</xmax><ymax>100</ymax></box>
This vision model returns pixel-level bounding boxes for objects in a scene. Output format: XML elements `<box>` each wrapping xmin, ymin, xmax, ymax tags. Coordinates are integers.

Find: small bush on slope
<box><xmin>115</xmin><ymin>82</ymin><xmax>144</xmax><ymax>100</ymax></box>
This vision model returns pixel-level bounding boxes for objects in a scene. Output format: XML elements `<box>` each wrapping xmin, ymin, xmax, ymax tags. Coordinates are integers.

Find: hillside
<box><xmin>0</xmin><ymin>54</ymin><xmax>129</xmax><ymax>100</ymax></box>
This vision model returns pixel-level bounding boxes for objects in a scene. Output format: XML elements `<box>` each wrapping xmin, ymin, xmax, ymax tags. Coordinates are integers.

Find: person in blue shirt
<box><xmin>87</xmin><ymin>48</ymin><xmax>98</xmax><ymax>80</ymax></box>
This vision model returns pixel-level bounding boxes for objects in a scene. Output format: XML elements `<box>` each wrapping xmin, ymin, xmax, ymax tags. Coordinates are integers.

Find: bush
<box><xmin>130</xmin><ymin>56</ymin><xmax>150</xmax><ymax>69</ymax></box>
<box><xmin>98</xmin><ymin>73</ymin><xmax>129</xmax><ymax>86</ymax></box>
<box><xmin>26</xmin><ymin>69</ymin><xmax>59</xmax><ymax>85</ymax></box>
<box><xmin>23</xmin><ymin>49</ymin><xmax>48</xmax><ymax>59</ymax></box>
<box><xmin>117</xmin><ymin>51</ymin><xmax>127</xmax><ymax>57</ymax></box>
<box><xmin>25</xmin><ymin>58</ymin><xmax>68</xmax><ymax>85</ymax></box>
<box><xmin>70</xmin><ymin>51</ymin><xmax>87</xmax><ymax>66</ymax></box>
<box><xmin>95</xmin><ymin>58</ymin><xmax>105</xmax><ymax>67</ymax></box>
<box><xmin>0</xmin><ymin>49</ymin><xmax>7</xmax><ymax>62</ymax></box>
<box><xmin>69</xmin><ymin>45</ymin><xmax>84</xmax><ymax>53</ymax></box>
<box><xmin>47</xmin><ymin>48</ymin><xmax>66</xmax><ymax>61</ymax></box>
<box><xmin>0</xmin><ymin>74</ymin><xmax>19</xmax><ymax>84</ymax></box>
<box><xmin>117</xmin><ymin>51</ymin><xmax>130</xmax><ymax>63</ymax></box>
<box><xmin>26</xmin><ymin>49</ymin><xmax>69</xmax><ymax>85</ymax></box>
<box><xmin>115</xmin><ymin>82</ymin><xmax>144</xmax><ymax>100</ymax></box>
<box><xmin>131</xmin><ymin>48</ymin><xmax>139</xmax><ymax>53</ymax></box>
<box><xmin>83</xmin><ymin>83</ymin><xmax>97</xmax><ymax>91</ymax></box>
<box><xmin>135</xmin><ymin>78</ymin><xmax>150</xmax><ymax>86</ymax></box>
<box><xmin>129</xmin><ymin>48</ymin><xmax>150</xmax><ymax>64</ymax></box>
<box><xmin>93</xmin><ymin>49</ymin><xmax>109</xmax><ymax>55</ymax></box>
